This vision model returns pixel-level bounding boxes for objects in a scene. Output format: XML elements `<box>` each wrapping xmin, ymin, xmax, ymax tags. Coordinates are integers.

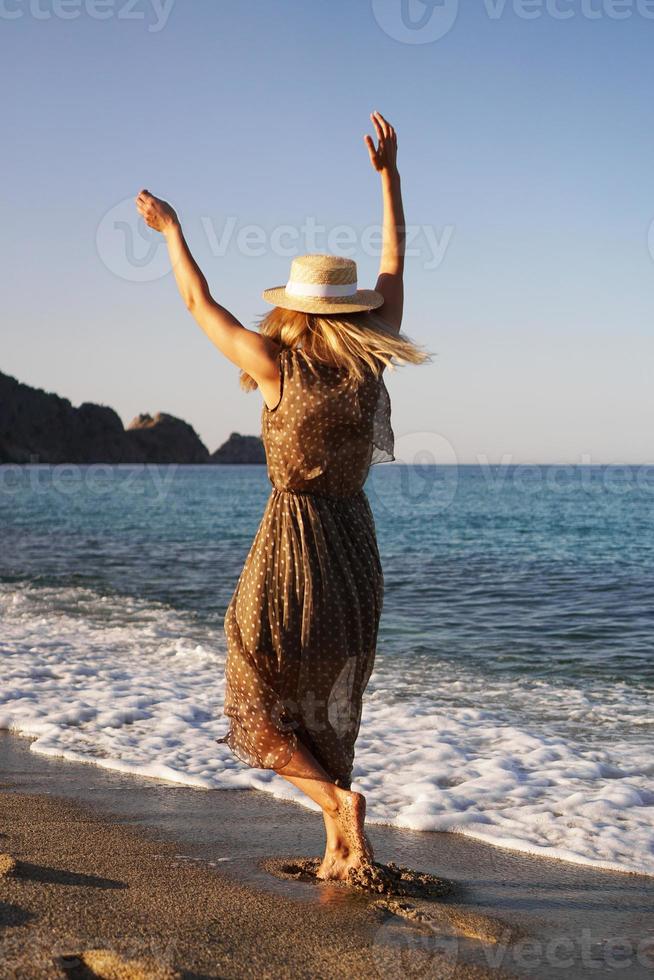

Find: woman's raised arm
<box><xmin>364</xmin><ymin>112</ymin><xmax>405</xmax><ymax>333</ymax></box>
<box><xmin>134</xmin><ymin>190</ymin><xmax>280</xmax><ymax>400</ymax></box>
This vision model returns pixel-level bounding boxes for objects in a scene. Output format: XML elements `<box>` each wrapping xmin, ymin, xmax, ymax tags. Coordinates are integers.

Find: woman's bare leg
<box><xmin>274</xmin><ymin>741</ymin><xmax>374</xmax><ymax>880</ymax></box>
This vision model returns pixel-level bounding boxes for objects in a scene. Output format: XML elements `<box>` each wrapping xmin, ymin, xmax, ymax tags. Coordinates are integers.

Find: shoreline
<box><xmin>2</xmin><ymin>733</ymin><xmax>654</xmax><ymax>978</ymax></box>
<box><xmin>10</xmin><ymin>726</ymin><xmax>652</xmax><ymax>880</ymax></box>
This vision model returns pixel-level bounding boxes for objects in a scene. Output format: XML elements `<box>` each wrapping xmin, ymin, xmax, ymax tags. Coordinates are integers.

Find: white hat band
<box><xmin>285</xmin><ymin>280</ymin><xmax>358</xmax><ymax>299</ymax></box>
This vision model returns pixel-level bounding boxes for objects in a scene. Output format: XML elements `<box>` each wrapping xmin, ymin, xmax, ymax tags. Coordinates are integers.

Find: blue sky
<box><xmin>2</xmin><ymin>0</ymin><xmax>653</xmax><ymax>463</ymax></box>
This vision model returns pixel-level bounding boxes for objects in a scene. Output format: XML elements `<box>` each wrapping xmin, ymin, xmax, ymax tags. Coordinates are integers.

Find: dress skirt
<box><xmin>219</xmin><ymin>486</ymin><xmax>383</xmax><ymax>789</ymax></box>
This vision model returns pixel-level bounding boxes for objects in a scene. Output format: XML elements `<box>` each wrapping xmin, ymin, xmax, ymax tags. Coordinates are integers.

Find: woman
<box><xmin>136</xmin><ymin>111</ymin><xmax>427</xmax><ymax>882</ymax></box>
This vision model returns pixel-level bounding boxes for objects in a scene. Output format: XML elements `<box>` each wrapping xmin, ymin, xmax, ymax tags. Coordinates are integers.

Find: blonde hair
<box><xmin>240</xmin><ymin>308</ymin><xmax>431</xmax><ymax>391</ymax></box>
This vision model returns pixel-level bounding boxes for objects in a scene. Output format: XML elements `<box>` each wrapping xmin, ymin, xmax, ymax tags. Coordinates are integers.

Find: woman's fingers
<box><xmin>364</xmin><ymin>134</ymin><xmax>380</xmax><ymax>170</ymax></box>
<box><xmin>136</xmin><ymin>190</ymin><xmax>162</xmax><ymax>216</ymax></box>
<box><xmin>135</xmin><ymin>190</ymin><xmax>160</xmax><ymax>230</ymax></box>
<box><xmin>364</xmin><ymin>133</ymin><xmax>377</xmax><ymax>154</ymax></box>
<box><xmin>365</xmin><ymin>111</ymin><xmax>399</xmax><ymax>175</ymax></box>
<box><xmin>135</xmin><ymin>197</ymin><xmax>156</xmax><ymax>227</ymax></box>
<box><xmin>136</xmin><ymin>189</ymin><xmax>158</xmax><ymax>213</ymax></box>
<box><xmin>374</xmin><ymin>111</ymin><xmax>390</xmax><ymax>139</ymax></box>
<box><xmin>371</xmin><ymin>112</ymin><xmax>385</xmax><ymax>145</ymax></box>
<box><xmin>374</xmin><ymin>111</ymin><xmax>397</xmax><ymax>146</ymax></box>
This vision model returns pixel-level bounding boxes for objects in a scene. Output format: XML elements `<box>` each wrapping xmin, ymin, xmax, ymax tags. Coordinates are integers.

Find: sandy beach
<box><xmin>3</xmin><ymin>0</ymin><xmax>653</xmax><ymax>976</ymax></box>
<box><xmin>0</xmin><ymin>733</ymin><xmax>652</xmax><ymax>979</ymax></box>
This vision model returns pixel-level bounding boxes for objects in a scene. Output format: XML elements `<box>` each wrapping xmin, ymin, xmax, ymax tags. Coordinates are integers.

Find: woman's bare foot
<box><xmin>316</xmin><ymin>789</ymin><xmax>374</xmax><ymax>881</ymax></box>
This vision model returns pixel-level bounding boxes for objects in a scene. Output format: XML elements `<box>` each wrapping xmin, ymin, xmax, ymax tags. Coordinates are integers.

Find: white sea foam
<box><xmin>1</xmin><ymin>581</ymin><xmax>652</xmax><ymax>876</ymax></box>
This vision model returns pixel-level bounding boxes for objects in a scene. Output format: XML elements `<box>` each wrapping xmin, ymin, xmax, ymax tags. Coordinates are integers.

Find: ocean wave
<box><xmin>1</xmin><ymin>580</ymin><xmax>653</xmax><ymax>876</ymax></box>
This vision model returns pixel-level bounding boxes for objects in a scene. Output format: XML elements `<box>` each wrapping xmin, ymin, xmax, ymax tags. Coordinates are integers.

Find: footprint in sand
<box><xmin>264</xmin><ymin>855</ymin><xmax>524</xmax><ymax>961</ymax></box>
<box><xmin>0</xmin><ymin>853</ymin><xmax>18</xmax><ymax>878</ymax></box>
<box><xmin>55</xmin><ymin>948</ymin><xmax>181</xmax><ymax>980</ymax></box>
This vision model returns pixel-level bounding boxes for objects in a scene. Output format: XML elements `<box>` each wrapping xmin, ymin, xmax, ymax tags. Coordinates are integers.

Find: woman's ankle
<box><xmin>324</xmin><ymin>835</ymin><xmax>350</xmax><ymax>856</ymax></box>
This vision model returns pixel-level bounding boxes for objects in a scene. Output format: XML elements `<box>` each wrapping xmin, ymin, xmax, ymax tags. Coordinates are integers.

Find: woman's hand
<box><xmin>364</xmin><ymin>111</ymin><xmax>399</xmax><ymax>177</ymax></box>
<box><xmin>366</xmin><ymin>111</ymin><xmax>404</xmax><ymax>332</ymax></box>
<box><xmin>135</xmin><ymin>189</ymin><xmax>179</xmax><ymax>234</ymax></box>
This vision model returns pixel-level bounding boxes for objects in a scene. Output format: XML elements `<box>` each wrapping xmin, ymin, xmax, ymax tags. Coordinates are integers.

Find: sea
<box><xmin>1</xmin><ymin>463</ymin><xmax>652</xmax><ymax>876</ymax></box>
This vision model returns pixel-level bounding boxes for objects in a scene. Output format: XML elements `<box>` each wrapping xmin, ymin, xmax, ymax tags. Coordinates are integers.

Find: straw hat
<box><xmin>263</xmin><ymin>254</ymin><xmax>384</xmax><ymax>315</ymax></box>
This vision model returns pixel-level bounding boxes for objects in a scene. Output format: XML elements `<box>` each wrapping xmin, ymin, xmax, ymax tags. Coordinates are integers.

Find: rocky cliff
<box><xmin>0</xmin><ymin>372</ymin><xmax>138</xmax><ymax>464</ymax></box>
<box><xmin>209</xmin><ymin>432</ymin><xmax>266</xmax><ymax>465</ymax></box>
<box><xmin>0</xmin><ymin>370</ymin><xmax>263</xmax><ymax>464</ymax></box>
<box><xmin>126</xmin><ymin>413</ymin><xmax>209</xmax><ymax>464</ymax></box>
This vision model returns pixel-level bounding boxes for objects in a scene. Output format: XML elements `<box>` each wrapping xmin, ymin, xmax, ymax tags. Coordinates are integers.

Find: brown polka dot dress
<box><xmin>217</xmin><ymin>347</ymin><xmax>394</xmax><ymax>789</ymax></box>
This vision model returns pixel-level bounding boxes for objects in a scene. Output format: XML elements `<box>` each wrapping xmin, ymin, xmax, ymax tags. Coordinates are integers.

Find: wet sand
<box><xmin>1</xmin><ymin>732</ymin><xmax>653</xmax><ymax>979</ymax></box>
